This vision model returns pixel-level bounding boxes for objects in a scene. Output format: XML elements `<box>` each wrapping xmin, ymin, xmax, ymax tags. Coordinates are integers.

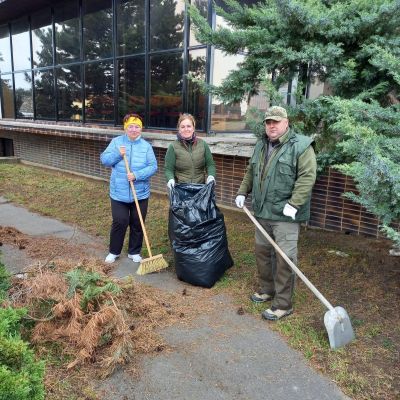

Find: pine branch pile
<box><xmin>2</xmin><ymin>226</ymin><xmax>216</xmax><ymax>389</ymax></box>
<box><xmin>7</xmin><ymin>257</ymin><xmax>199</xmax><ymax>378</ymax></box>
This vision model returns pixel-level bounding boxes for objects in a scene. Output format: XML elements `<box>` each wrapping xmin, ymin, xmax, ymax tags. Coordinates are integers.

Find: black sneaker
<box><xmin>250</xmin><ymin>292</ymin><xmax>273</xmax><ymax>303</ymax></box>
<box><xmin>262</xmin><ymin>306</ymin><xmax>293</xmax><ymax>321</ymax></box>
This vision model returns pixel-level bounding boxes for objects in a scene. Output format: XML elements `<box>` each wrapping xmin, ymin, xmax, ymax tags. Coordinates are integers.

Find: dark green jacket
<box><xmin>164</xmin><ymin>138</ymin><xmax>216</xmax><ymax>184</ymax></box>
<box><xmin>238</xmin><ymin>129</ymin><xmax>317</xmax><ymax>222</ymax></box>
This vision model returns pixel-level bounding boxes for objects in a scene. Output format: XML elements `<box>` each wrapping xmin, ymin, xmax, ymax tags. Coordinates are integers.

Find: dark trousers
<box><xmin>109</xmin><ymin>197</ymin><xmax>148</xmax><ymax>256</ymax></box>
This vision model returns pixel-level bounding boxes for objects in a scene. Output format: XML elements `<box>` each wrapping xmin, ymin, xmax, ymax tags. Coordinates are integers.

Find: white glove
<box><xmin>206</xmin><ymin>175</ymin><xmax>215</xmax><ymax>184</ymax></box>
<box><xmin>235</xmin><ymin>195</ymin><xmax>245</xmax><ymax>208</ymax></box>
<box><xmin>283</xmin><ymin>203</ymin><xmax>298</xmax><ymax>220</ymax></box>
<box><xmin>167</xmin><ymin>179</ymin><xmax>175</xmax><ymax>190</ymax></box>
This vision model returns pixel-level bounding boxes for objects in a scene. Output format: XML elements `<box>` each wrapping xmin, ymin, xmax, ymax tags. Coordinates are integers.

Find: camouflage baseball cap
<box><xmin>263</xmin><ymin>106</ymin><xmax>288</xmax><ymax>122</ymax></box>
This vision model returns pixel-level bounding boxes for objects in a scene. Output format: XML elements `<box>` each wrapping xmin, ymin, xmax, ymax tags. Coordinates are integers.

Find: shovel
<box><xmin>243</xmin><ymin>206</ymin><xmax>355</xmax><ymax>350</ymax></box>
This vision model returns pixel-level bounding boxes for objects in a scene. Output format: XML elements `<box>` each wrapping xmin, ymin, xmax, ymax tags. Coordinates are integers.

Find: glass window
<box><xmin>189</xmin><ymin>0</ymin><xmax>208</xmax><ymax>47</ymax></box>
<box><xmin>11</xmin><ymin>18</ymin><xmax>31</xmax><ymax>71</ymax></box>
<box><xmin>85</xmin><ymin>61</ymin><xmax>114</xmax><ymax>123</ymax></box>
<box><xmin>55</xmin><ymin>1</ymin><xmax>80</xmax><ymax>64</ymax></box>
<box><xmin>34</xmin><ymin>69</ymin><xmax>55</xmax><ymax>119</ymax></box>
<box><xmin>211</xmin><ymin>49</ymin><xmax>250</xmax><ymax>131</ymax></box>
<box><xmin>187</xmin><ymin>48</ymin><xmax>207</xmax><ymax>130</ymax></box>
<box><xmin>56</xmin><ymin>65</ymin><xmax>82</xmax><ymax>121</ymax></box>
<box><xmin>150</xmin><ymin>0</ymin><xmax>184</xmax><ymax>51</ymax></box>
<box><xmin>1</xmin><ymin>74</ymin><xmax>14</xmax><ymax>118</ymax></box>
<box><xmin>116</xmin><ymin>0</ymin><xmax>145</xmax><ymax>56</ymax></box>
<box><xmin>150</xmin><ymin>52</ymin><xmax>183</xmax><ymax>128</ymax></box>
<box><xmin>14</xmin><ymin>71</ymin><xmax>33</xmax><ymax>118</ymax></box>
<box><xmin>210</xmin><ymin>1</ymin><xmax>266</xmax><ymax>132</ymax></box>
<box><xmin>83</xmin><ymin>0</ymin><xmax>113</xmax><ymax>61</ymax></box>
<box><xmin>31</xmin><ymin>8</ymin><xmax>53</xmax><ymax>68</ymax></box>
<box><xmin>0</xmin><ymin>25</ymin><xmax>12</xmax><ymax>73</ymax></box>
<box><xmin>117</xmin><ymin>56</ymin><xmax>145</xmax><ymax>124</ymax></box>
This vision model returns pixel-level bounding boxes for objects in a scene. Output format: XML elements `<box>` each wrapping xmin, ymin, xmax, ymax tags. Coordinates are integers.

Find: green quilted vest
<box><xmin>172</xmin><ymin>139</ymin><xmax>207</xmax><ymax>184</ymax></box>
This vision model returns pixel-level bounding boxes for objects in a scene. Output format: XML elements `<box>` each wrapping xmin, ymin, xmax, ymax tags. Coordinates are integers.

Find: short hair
<box><xmin>177</xmin><ymin>113</ymin><xmax>196</xmax><ymax>130</ymax></box>
<box><xmin>123</xmin><ymin>113</ymin><xmax>143</xmax><ymax>125</ymax></box>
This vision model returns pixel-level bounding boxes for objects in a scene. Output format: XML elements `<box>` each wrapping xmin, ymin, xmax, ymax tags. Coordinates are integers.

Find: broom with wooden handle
<box><xmin>123</xmin><ymin>154</ymin><xmax>168</xmax><ymax>275</ymax></box>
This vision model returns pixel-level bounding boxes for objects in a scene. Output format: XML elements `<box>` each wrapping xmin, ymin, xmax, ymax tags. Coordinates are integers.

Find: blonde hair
<box><xmin>177</xmin><ymin>113</ymin><xmax>196</xmax><ymax>130</ymax></box>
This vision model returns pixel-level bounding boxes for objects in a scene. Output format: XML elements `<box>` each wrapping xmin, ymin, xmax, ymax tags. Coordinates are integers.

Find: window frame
<box><xmin>0</xmin><ymin>0</ymin><xmax>241</xmax><ymax>133</ymax></box>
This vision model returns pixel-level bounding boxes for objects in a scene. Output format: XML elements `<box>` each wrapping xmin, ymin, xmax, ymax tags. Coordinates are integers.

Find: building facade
<box><xmin>0</xmin><ymin>0</ymin><xmax>264</xmax><ymax>131</ymax></box>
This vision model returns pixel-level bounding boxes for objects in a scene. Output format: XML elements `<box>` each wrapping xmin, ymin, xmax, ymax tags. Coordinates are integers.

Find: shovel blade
<box><xmin>324</xmin><ymin>306</ymin><xmax>355</xmax><ymax>350</ymax></box>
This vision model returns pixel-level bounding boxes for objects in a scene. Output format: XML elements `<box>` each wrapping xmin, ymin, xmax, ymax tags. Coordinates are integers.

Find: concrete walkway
<box><xmin>0</xmin><ymin>196</ymin><xmax>350</xmax><ymax>400</ymax></box>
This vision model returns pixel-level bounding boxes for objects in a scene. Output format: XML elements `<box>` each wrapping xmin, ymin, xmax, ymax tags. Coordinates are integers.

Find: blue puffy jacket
<box><xmin>100</xmin><ymin>135</ymin><xmax>157</xmax><ymax>202</ymax></box>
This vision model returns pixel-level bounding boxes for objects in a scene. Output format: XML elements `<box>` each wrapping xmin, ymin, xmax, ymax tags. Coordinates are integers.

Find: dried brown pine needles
<box><xmin>2</xmin><ymin>225</ymin><xmax>216</xmax><ymax>383</ymax></box>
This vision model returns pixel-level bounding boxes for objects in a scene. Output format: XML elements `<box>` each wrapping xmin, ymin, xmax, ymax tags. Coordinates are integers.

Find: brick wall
<box><xmin>1</xmin><ymin>125</ymin><xmax>395</xmax><ymax>239</ymax></box>
<box><xmin>12</xmin><ymin>132</ymin><xmax>110</xmax><ymax>178</ymax></box>
<box><xmin>309</xmin><ymin>168</ymin><xmax>399</xmax><ymax>237</ymax></box>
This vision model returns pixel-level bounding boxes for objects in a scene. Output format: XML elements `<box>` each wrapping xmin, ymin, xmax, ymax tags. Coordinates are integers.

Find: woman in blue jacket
<box><xmin>100</xmin><ymin>113</ymin><xmax>157</xmax><ymax>264</ymax></box>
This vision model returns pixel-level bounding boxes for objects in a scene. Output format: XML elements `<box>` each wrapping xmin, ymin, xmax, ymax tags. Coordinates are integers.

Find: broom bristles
<box><xmin>136</xmin><ymin>254</ymin><xmax>168</xmax><ymax>275</ymax></box>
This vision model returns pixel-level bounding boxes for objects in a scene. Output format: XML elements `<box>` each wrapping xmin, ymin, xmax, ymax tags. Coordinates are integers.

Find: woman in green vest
<box><xmin>164</xmin><ymin>113</ymin><xmax>216</xmax><ymax>188</ymax></box>
<box><xmin>165</xmin><ymin>114</ymin><xmax>233</xmax><ymax>288</ymax></box>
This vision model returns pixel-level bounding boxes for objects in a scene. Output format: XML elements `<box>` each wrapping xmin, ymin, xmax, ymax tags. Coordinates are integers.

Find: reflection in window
<box><xmin>55</xmin><ymin>1</ymin><xmax>80</xmax><ymax>64</ymax></box>
<box><xmin>85</xmin><ymin>61</ymin><xmax>114</xmax><ymax>123</ymax></box>
<box><xmin>210</xmin><ymin>9</ymin><xmax>269</xmax><ymax>132</ymax></box>
<box><xmin>188</xmin><ymin>49</ymin><xmax>206</xmax><ymax>130</ymax></box>
<box><xmin>150</xmin><ymin>53</ymin><xmax>183</xmax><ymax>128</ymax></box>
<box><xmin>57</xmin><ymin>65</ymin><xmax>82</xmax><ymax>121</ymax></box>
<box><xmin>116</xmin><ymin>0</ymin><xmax>145</xmax><ymax>56</ymax></box>
<box><xmin>150</xmin><ymin>0</ymin><xmax>184</xmax><ymax>51</ymax></box>
<box><xmin>0</xmin><ymin>25</ymin><xmax>12</xmax><ymax>73</ymax></box>
<box><xmin>34</xmin><ymin>69</ymin><xmax>55</xmax><ymax>119</ymax></box>
<box><xmin>211</xmin><ymin>49</ymin><xmax>249</xmax><ymax>131</ymax></box>
<box><xmin>11</xmin><ymin>18</ymin><xmax>31</xmax><ymax>71</ymax></box>
<box><xmin>83</xmin><ymin>0</ymin><xmax>113</xmax><ymax>61</ymax></box>
<box><xmin>118</xmin><ymin>56</ymin><xmax>145</xmax><ymax>123</ymax></box>
<box><xmin>14</xmin><ymin>72</ymin><xmax>33</xmax><ymax>118</ymax></box>
<box><xmin>31</xmin><ymin>9</ymin><xmax>53</xmax><ymax>68</ymax></box>
<box><xmin>1</xmin><ymin>74</ymin><xmax>14</xmax><ymax>118</ymax></box>
<box><xmin>189</xmin><ymin>0</ymin><xmax>208</xmax><ymax>47</ymax></box>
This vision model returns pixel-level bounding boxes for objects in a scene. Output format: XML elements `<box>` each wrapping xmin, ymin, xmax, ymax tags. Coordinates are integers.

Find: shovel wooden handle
<box><xmin>123</xmin><ymin>154</ymin><xmax>153</xmax><ymax>258</ymax></box>
<box><xmin>243</xmin><ymin>206</ymin><xmax>335</xmax><ymax>312</ymax></box>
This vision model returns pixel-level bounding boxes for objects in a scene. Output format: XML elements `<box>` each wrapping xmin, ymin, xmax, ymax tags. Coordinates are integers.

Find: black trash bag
<box><xmin>168</xmin><ymin>183</ymin><xmax>233</xmax><ymax>288</ymax></box>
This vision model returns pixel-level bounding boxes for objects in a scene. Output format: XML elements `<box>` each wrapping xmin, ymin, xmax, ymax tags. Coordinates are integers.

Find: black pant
<box><xmin>109</xmin><ymin>197</ymin><xmax>148</xmax><ymax>256</ymax></box>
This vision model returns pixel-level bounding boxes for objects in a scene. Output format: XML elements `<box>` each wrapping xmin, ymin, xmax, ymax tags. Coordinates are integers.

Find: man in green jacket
<box><xmin>235</xmin><ymin>106</ymin><xmax>317</xmax><ymax>320</ymax></box>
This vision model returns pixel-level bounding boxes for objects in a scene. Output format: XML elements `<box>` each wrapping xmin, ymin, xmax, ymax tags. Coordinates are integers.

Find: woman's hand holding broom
<box><xmin>119</xmin><ymin>147</ymin><xmax>135</xmax><ymax>181</ymax></box>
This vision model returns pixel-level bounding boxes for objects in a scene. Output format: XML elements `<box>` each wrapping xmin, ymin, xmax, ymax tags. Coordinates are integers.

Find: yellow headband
<box><xmin>124</xmin><ymin>117</ymin><xmax>143</xmax><ymax>130</ymax></box>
